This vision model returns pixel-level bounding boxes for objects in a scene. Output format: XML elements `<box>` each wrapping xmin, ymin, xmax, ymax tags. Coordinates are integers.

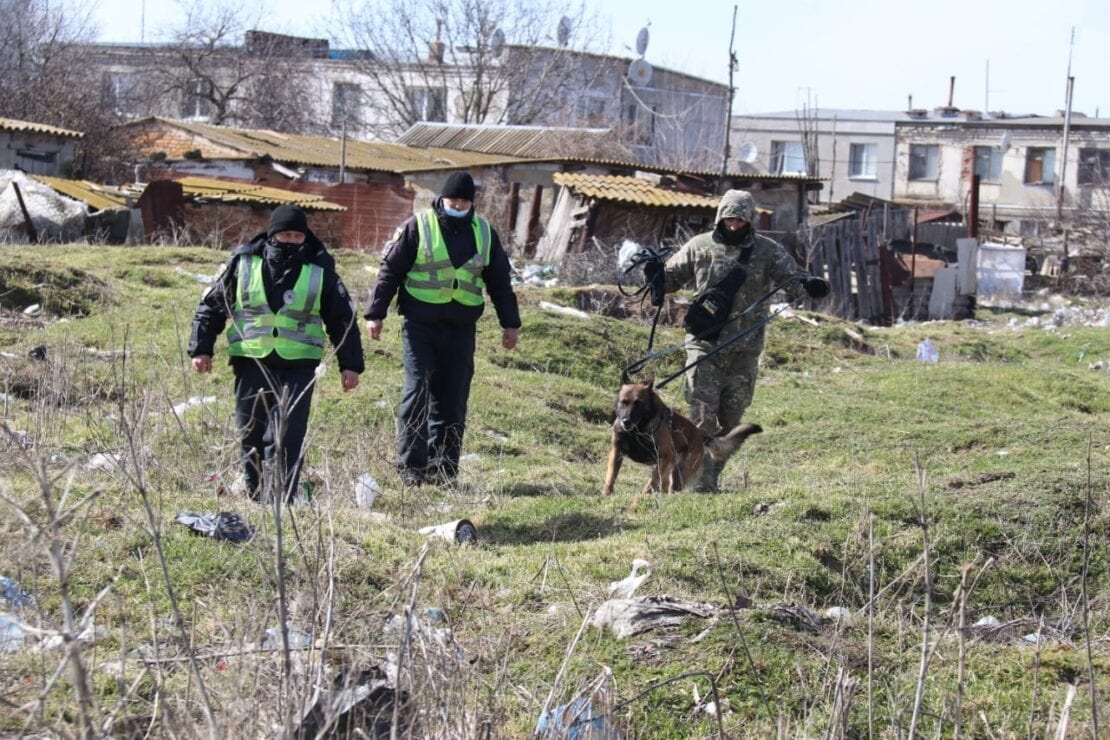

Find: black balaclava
<box><xmin>714</xmin><ymin>220</ymin><xmax>751</xmax><ymax>246</ymax></box>
<box><xmin>264</xmin><ymin>205</ymin><xmax>309</xmax><ymax>273</ymax></box>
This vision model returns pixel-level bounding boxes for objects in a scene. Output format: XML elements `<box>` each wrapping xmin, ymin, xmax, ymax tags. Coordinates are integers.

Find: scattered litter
<box><xmin>22</xmin><ymin>304</ymin><xmax>41</xmax><ymax>316</ymax></box>
<box><xmin>607</xmin><ymin>559</ymin><xmax>651</xmax><ymax>599</ymax></box>
<box><xmin>27</xmin><ymin>345</ymin><xmax>47</xmax><ymax>361</ymax></box>
<box><xmin>174</xmin><ymin>266</ymin><xmax>213</xmax><ymax>284</ymax></box>
<box><xmin>170</xmin><ymin>395</ymin><xmax>216</xmax><ymax>416</ymax></box>
<box><xmin>823</xmin><ymin>606</ymin><xmax>853</xmax><ymax>625</ymax></box>
<box><xmin>692</xmin><ymin>684</ymin><xmax>728</xmax><ymax>718</ymax></box>
<box><xmin>0</xmin><ymin>577</ymin><xmax>34</xmax><ymax>608</ymax></box>
<box><xmin>1019</xmin><ymin>633</ymin><xmax>1042</xmax><ymax>645</ymax></box>
<box><xmin>0</xmin><ymin>615</ymin><xmax>25</xmax><ymax>652</ymax></box>
<box><xmin>0</xmin><ymin>393</ymin><xmax>11</xmax><ymax>403</ymax></box>
<box><xmin>996</xmin><ymin>449</ymin><xmax>1010</xmax><ymax>457</ymax></box>
<box><xmin>538</xmin><ymin>301</ymin><xmax>590</xmax><ymax>320</ymax></box>
<box><xmin>367</xmin><ymin>512</ymin><xmax>390</xmax><ymax>523</ymax></box>
<box><xmin>174</xmin><ymin>511</ymin><xmax>255</xmax><ymax>544</ymax></box>
<box><xmin>974</xmin><ymin>615</ymin><xmax>1001</xmax><ymax>628</ymax></box>
<box><xmin>769</xmin><ymin>603</ymin><xmax>827</xmax><ymax>633</ymax></box>
<box><xmin>314</xmin><ymin>362</ymin><xmax>327</xmax><ymax>380</ymax></box>
<box><xmin>84</xmin><ymin>452</ymin><xmax>120</xmax><ymax>472</ymax></box>
<box><xmin>1090</xmin><ymin>361</ymin><xmax>1106</xmax><ymax>372</ymax></box>
<box><xmin>536</xmin><ymin>697</ymin><xmax>618</xmax><ymax>739</ymax></box>
<box><xmin>8</xmin><ymin>430</ymin><xmax>33</xmax><ymax>449</ymax></box>
<box><xmin>355</xmin><ymin>473</ymin><xmax>381</xmax><ymax>508</ymax></box>
<box><xmin>419</xmin><ymin>518</ymin><xmax>477</xmax><ymax>545</ymax></box>
<box><xmin>262</xmin><ymin>625</ymin><xmax>312</xmax><ymax>650</ymax></box>
<box><xmin>459</xmin><ymin>452</ymin><xmax>481</xmax><ymax>464</ymax></box>
<box><xmin>590</xmin><ymin>595</ymin><xmax>716</xmax><ymax>639</ymax></box>
<box><xmin>38</xmin><ymin>623</ymin><xmax>103</xmax><ymax>651</ymax></box>
<box><xmin>296</xmin><ymin>666</ymin><xmax>413</xmax><ymax>740</ymax></box>
<box><xmin>916</xmin><ymin>339</ymin><xmax>939</xmax><ymax>363</ymax></box>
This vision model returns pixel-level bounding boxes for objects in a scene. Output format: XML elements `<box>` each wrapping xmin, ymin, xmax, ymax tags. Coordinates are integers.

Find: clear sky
<box><xmin>89</xmin><ymin>0</ymin><xmax>1110</xmax><ymax>118</ymax></box>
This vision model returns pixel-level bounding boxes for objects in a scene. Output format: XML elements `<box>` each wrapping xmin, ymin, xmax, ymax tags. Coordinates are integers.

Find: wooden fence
<box><xmin>806</xmin><ymin>207</ymin><xmax>912</xmax><ymax>325</ymax></box>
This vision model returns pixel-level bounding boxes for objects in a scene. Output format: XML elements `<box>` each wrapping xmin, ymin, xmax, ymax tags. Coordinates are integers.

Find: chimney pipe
<box><xmin>908</xmin><ymin>94</ymin><xmax>913</xmax><ymax>110</ymax></box>
<box><xmin>948</xmin><ymin>76</ymin><xmax>955</xmax><ymax>107</ymax></box>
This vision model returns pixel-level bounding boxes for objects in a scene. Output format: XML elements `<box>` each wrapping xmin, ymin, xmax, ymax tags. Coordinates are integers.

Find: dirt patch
<box><xmin>0</xmin><ymin>263</ymin><xmax>110</xmax><ymax>316</ymax></box>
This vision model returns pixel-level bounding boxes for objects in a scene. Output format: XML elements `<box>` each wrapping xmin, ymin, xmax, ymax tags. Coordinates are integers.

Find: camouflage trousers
<box><xmin>683</xmin><ymin>344</ymin><xmax>761</xmax><ymax>435</ymax></box>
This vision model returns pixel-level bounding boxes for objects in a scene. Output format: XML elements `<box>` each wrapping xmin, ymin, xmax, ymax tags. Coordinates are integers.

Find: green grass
<box><xmin>0</xmin><ymin>245</ymin><xmax>1107</xmax><ymax>737</ymax></box>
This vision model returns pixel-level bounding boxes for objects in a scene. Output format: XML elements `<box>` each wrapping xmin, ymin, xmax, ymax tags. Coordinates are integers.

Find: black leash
<box><xmin>616</xmin><ymin>246</ymin><xmax>673</xmax><ymax>353</ymax></box>
<box><xmin>624</xmin><ymin>278</ymin><xmax>801</xmax><ymax>389</ymax></box>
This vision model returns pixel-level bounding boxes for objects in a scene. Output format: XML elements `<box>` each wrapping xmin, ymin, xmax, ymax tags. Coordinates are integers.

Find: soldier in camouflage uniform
<box><xmin>646</xmin><ymin>190</ymin><xmax>828</xmax><ymax>491</ymax></box>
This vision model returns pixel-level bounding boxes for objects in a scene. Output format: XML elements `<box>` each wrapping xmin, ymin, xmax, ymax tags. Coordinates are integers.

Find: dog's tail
<box><xmin>706</xmin><ymin>423</ymin><xmax>762</xmax><ymax>462</ymax></box>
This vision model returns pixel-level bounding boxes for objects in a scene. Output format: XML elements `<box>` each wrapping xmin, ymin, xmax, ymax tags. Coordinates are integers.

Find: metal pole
<box><xmin>339</xmin><ymin>118</ymin><xmax>347</xmax><ymax>183</ymax></box>
<box><xmin>969</xmin><ymin>174</ymin><xmax>980</xmax><ymax>239</ymax></box>
<box><xmin>719</xmin><ymin>4</ymin><xmax>738</xmax><ymax>191</ymax></box>
<box><xmin>1057</xmin><ymin>75</ymin><xmax>1074</xmax><ymax>221</ymax></box>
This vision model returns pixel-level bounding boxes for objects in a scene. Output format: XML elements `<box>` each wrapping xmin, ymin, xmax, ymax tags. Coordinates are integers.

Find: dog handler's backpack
<box><xmin>683</xmin><ymin>264</ymin><xmax>747</xmax><ymax>342</ymax></box>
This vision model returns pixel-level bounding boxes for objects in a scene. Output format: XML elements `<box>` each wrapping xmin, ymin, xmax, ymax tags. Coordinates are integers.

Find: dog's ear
<box><xmin>644</xmin><ymin>372</ymin><xmax>654</xmax><ymax>389</ymax></box>
<box><xmin>620</xmin><ymin>368</ymin><xmax>632</xmax><ymax>386</ymax></box>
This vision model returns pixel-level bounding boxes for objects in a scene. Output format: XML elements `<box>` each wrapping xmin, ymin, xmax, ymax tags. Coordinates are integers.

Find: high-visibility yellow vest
<box><xmin>404</xmin><ymin>210</ymin><xmax>491</xmax><ymax>306</ymax></box>
<box><xmin>226</xmin><ymin>255</ymin><xmax>325</xmax><ymax>360</ymax></box>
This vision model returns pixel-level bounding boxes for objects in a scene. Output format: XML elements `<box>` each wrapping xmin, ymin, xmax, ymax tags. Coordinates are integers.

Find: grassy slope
<box><xmin>0</xmin><ymin>246</ymin><xmax>1107</xmax><ymax>737</ymax></box>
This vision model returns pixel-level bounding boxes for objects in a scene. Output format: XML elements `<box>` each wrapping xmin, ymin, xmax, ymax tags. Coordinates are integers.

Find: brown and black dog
<box><xmin>602</xmin><ymin>373</ymin><xmax>762</xmax><ymax>495</ymax></box>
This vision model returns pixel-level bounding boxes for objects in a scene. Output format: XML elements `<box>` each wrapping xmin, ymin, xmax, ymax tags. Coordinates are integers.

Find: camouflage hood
<box><xmin>715</xmin><ymin>189</ymin><xmax>756</xmax><ymax>226</ymax></box>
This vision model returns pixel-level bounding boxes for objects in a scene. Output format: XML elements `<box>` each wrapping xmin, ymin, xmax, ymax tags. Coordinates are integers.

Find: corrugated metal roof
<box><xmin>0</xmin><ymin>117</ymin><xmax>84</xmax><ymax>138</ymax></box>
<box><xmin>397</xmin><ymin>122</ymin><xmax>615</xmax><ymax>158</ymax></box>
<box><xmin>398</xmin><ymin>122</ymin><xmax>823</xmax><ymax>183</ymax></box>
<box><xmin>31</xmin><ymin>175</ymin><xmax>345</xmax><ymax>212</ymax></box>
<box><xmin>126</xmin><ymin>118</ymin><xmax>525</xmax><ymax>173</ymax></box>
<box><xmin>554</xmin><ymin>173</ymin><xmax>776</xmax><ymax>212</ymax></box>
<box><xmin>171</xmin><ymin>177</ymin><xmax>346</xmax><ymax>210</ymax></box>
<box><xmin>31</xmin><ymin>176</ymin><xmax>127</xmax><ymax>211</ymax></box>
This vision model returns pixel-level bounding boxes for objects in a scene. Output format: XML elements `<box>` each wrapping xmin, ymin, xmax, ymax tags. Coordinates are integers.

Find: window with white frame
<box><xmin>771</xmin><ymin>141</ymin><xmax>806</xmax><ymax>175</ymax></box>
<box><xmin>973</xmin><ymin>146</ymin><xmax>1003</xmax><ymax>181</ymax></box>
<box><xmin>331</xmin><ymin>82</ymin><xmax>362</xmax><ymax>128</ymax></box>
<box><xmin>909</xmin><ymin>144</ymin><xmax>939</xmax><ymax>180</ymax></box>
<box><xmin>848</xmin><ymin>143</ymin><xmax>877</xmax><ymax>178</ymax></box>
<box><xmin>1024</xmin><ymin>147</ymin><xmax>1056</xmax><ymax>184</ymax></box>
<box><xmin>407</xmin><ymin>86</ymin><xmax>446</xmax><ymax>122</ymax></box>
<box><xmin>101</xmin><ymin>72</ymin><xmax>141</xmax><ymax>117</ymax></box>
<box><xmin>1077</xmin><ymin>149</ymin><xmax>1110</xmax><ymax>185</ymax></box>
<box><xmin>180</xmin><ymin>79</ymin><xmax>214</xmax><ymax>120</ymax></box>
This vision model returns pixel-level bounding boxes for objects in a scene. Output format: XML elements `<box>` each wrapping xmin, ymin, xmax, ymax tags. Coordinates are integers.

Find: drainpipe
<box><xmin>969</xmin><ymin>174</ymin><xmax>980</xmax><ymax>239</ymax></box>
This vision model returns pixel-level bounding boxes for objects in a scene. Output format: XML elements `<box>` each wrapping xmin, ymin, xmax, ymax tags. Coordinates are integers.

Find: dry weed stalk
<box><xmin>908</xmin><ymin>453</ymin><xmax>933</xmax><ymax>739</ymax></box>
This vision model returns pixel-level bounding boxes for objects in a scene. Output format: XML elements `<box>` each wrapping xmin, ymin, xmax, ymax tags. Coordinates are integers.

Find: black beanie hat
<box><xmin>267</xmin><ymin>205</ymin><xmax>308</xmax><ymax>238</ymax></box>
<box><xmin>440</xmin><ymin>172</ymin><xmax>476</xmax><ymax>201</ymax></box>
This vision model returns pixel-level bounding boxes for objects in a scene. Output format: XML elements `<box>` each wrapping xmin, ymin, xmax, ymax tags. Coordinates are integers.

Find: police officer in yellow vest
<box><xmin>365</xmin><ymin>172</ymin><xmax>520</xmax><ymax>487</ymax></box>
<box><xmin>189</xmin><ymin>205</ymin><xmax>365</xmax><ymax>503</ymax></box>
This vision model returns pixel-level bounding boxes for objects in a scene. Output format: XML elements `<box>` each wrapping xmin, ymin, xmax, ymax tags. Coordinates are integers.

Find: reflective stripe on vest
<box><xmin>405</xmin><ymin>210</ymin><xmax>491</xmax><ymax>306</ymax></box>
<box><xmin>226</xmin><ymin>255</ymin><xmax>325</xmax><ymax>360</ymax></box>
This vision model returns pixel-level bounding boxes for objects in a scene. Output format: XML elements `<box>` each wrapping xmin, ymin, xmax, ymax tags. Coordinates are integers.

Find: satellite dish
<box><xmin>999</xmin><ymin>131</ymin><xmax>1011</xmax><ymax>152</ymax></box>
<box><xmin>635</xmin><ymin>26</ymin><xmax>650</xmax><ymax>56</ymax></box>
<box><xmin>628</xmin><ymin>58</ymin><xmax>653</xmax><ymax>86</ymax></box>
<box><xmin>739</xmin><ymin>142</ymin><xmax>758</xmax><ymax>164</ymax></box>
<box><xmin>556</xmin><ymin>16</ymin><xmax>572</xmax><ymax>47</ymax></box>
<box><xmin>489</xmin><ymin>28</ymin><xmax>505</xmax><ymax>56</ymax></box>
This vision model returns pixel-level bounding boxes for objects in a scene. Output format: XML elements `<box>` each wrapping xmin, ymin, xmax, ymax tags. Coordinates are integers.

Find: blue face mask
<box><xmin>443</xmin><ymin>205</ymin><xmax>470</xmax><ymax>218</ymax></box>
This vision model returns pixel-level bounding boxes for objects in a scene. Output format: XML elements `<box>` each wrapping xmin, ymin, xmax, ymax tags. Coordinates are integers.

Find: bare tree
<box><xmin>334</xmin><ymin>0</ymin><xmax>607</xmax><ymax>139</ymax></box>
<box><xmin>0</xmin><ymin>0</ymin><xmax>138</xmax><ymax>180</ymax></box>
<box><xmin>155</xmin><ymin>2</ymin><xmax>320</xmax><ymax>132</ymax></box>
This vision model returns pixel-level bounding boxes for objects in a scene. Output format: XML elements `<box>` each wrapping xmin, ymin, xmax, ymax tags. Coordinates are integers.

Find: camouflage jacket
<box><xmin>662</xmin><ymin>190</ymin><xmax>807</xmax><ymax>352</ymax></box>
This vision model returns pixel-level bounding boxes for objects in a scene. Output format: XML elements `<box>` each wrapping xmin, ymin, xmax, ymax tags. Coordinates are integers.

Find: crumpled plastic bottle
<box><xmin>916</xmin><ymin>338</ymin><xmax>939</xmax><ymax>363</ymax></box>
<box><xmin>355</xmin><ymin>474</ymin><xmax>381</xmax><ymax>508</ymax></box>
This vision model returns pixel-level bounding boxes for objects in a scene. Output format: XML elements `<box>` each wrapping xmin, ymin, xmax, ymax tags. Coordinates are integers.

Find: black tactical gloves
<box><xmin>801</xmin><ymin>276</ymin><xmax>830</xmax><ymax>299</ymax></box>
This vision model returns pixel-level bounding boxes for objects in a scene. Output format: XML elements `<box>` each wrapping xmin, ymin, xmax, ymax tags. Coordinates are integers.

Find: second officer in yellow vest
<box><xmin>189</xmin><ymin>205</ymin><xmax>365</xmax><ymax>503</ymax></box>
<box><xmin>365</xmin><ymin>172</ymin><xmax>520</xmax><ymax>487</ymax></box>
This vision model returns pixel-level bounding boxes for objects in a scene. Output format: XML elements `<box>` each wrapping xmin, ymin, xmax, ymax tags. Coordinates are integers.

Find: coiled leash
<box><xmin>616</xmin><ymin>246</ymin><xmax>674</xmax><ymax>353</ymax></box>
<box><xmin>623</xmin><ymin>276</ymin><xmax>804</xmax><ymax>390</ymax></box>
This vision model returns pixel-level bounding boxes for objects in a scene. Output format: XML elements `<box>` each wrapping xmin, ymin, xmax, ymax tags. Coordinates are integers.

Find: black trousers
<box><xmin>396</xmin><ymin>320</ymin><xmax>476</xmax><ymax>478</ymax></box>
<box><xmin>233</xmin><ymin>361</ymin><xmax>316</xmax><ymax>502</ymax></box>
